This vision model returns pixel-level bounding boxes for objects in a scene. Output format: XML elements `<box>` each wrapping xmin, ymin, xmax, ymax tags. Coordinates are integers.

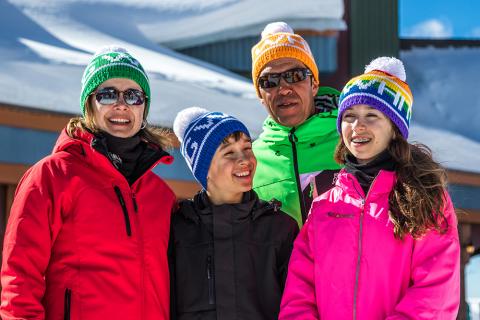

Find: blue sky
<box><xmin>400</xmin><ymin>0</ymin><xmax>480</xmax><ymax>39</ymax></box>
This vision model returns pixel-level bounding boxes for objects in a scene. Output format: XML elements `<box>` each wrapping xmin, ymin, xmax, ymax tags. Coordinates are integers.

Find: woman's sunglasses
<box><xmin>93</xmin><ymin>87</ymin><xmax>147</xmax><ymax>106</ymax></box>
<box><xmin>258</xmin><ymin>68</ymin><xmax>312</xmax><ymax>89</ymax></box>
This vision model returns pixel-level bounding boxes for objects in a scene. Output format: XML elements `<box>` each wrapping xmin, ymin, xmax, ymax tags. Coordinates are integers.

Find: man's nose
<box><xmin>277</xmin><ymin>77</ymin><xmax>293</xmax><ymax>94</ymax></box>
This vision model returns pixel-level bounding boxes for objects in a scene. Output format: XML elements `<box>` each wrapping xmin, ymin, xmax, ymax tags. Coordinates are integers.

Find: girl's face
<box><xmin>341</xmin><ymin>104</ymin><xmax>395</xmax><ymax>164</ymax></box>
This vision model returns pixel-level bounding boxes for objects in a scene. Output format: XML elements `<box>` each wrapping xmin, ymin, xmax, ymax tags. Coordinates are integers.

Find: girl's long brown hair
<box><xmin>66</xmin><ymin>96</ymin><xmax>172</xmax><ymax>150</ymax></box>
<box><xmin>334</xmin><ymin>126</ymin><xmax>449</xmax><ymax>239</ymax></box>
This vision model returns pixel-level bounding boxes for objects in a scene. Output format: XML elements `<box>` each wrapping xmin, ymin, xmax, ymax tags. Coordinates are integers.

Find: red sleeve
<box><xmin>1</xmin><ymin>163</ymin><xmax>65</xmax><ymax>320</ymax></box>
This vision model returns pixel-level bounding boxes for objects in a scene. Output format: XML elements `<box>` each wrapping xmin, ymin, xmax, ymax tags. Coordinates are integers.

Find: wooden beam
<box><xmin>0</xmin><ymin>163</ymin><xmax>30</xmax><ymax>185</ymax></box>
<box><xmin>0</xmin><ymin>103</ymin><xmax>182</xmax><ymax>148</ymax></box>
<box><xmin>0</xmin><ymin>161</ymin><xmax>199</xmax><ymax>200</ymax></box>
<box><xmin>0</xmin><ymin>103</ymin><xmax>73</xmax><ymax>133</ymax></box>
<box><xmin>457</xmin><ymin>208</ymin><xmax>480</xmax><ymax>224</ymax></box>
<box><xmin>448</xmin><ymin>169</ymin><xmax>480</xmax><ymax>187</ymax></box>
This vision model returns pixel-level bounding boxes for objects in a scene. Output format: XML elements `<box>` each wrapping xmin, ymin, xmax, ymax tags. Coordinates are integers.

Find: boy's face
<box><xmin>206</xmin><ymin>133</ymin><xmax>257</xmax><ymax>204</ymax></box>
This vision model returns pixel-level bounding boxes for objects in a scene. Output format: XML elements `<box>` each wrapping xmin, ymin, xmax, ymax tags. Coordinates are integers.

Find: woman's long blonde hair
<box><xmin>66</xmin><ymin>96</ymin><xmax>172</xmax><ymax>149</ymax></box>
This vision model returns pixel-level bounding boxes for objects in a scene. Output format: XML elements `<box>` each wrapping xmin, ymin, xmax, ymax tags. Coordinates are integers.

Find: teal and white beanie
<box><xmin>80</xmin><ymin>45</ymin><xmax>150</xmax><ymax>117</ymax></box>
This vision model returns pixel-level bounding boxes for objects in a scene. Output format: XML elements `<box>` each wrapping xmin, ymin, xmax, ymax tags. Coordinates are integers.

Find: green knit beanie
<box><xmin>80</xmin><ymin>46</ymin><xmax>150</xmax><ymax>117</ymax></box>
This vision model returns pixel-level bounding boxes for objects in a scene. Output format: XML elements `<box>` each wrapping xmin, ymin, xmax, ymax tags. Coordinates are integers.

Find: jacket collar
<box><xmin>336</xmin><ymin>169</ymin><xmax>397</xmax><ymax>199</ymax></box>
<box><xmin>258</xmin><ymin>111</ymin><xmax>338</xmax><ymax>145</ymax></box>
<box><xmin>179</xmin><ymin>190</ymin><xmax>279</xmax><ymax>223</ymax></box>
<box><xmin>52</xmin><ymin>128</ymin><xmax>172</xmax><ymax>181</ymax></box>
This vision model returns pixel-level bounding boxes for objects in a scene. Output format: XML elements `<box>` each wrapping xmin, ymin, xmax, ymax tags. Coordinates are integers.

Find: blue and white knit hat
<box><xmin>338</xmin><ymin>57</ymin><xmax>413</xmax><ymax>138</ymax></box>
<box><xmin>173</xmin><ymin>107</ymin><xmax>251</xmax><ymax>189</ymax></box>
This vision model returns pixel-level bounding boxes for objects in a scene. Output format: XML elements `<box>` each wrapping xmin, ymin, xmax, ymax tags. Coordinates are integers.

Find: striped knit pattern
<box><xmin>80</xmin><ymin>50</ymin><xmax>150</xmax><ymax>116</ymax></box>
<box><xmin>338</xmin><ymin>70</ymin><xmax>413</xmax><ymax>138</ymax></box>
<box><xmin>181</xmin><ymin>112</ymin><xmax>250</xmax><ymax>189</ymax></box>
<box><xmin>251</xmin><ymin>32</ymin><xmax>319</xmax><ymax>97</ymax></box>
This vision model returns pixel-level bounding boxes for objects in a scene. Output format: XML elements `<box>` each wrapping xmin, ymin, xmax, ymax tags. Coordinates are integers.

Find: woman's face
<box><xmin>341</xmin><ymin>104</ymin><xmax>395</xmax><ymax>164</ymax></box>
<box><xmin>90</xmin><ymin>78</ymin><xmax>146</xmax><ymax>138</ymax></box>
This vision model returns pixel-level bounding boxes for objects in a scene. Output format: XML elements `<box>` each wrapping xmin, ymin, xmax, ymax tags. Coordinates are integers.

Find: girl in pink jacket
<box><xmin>279</xmin><ymin>57</ymin><xmax>460</xmax><ymax>320</ymax></box>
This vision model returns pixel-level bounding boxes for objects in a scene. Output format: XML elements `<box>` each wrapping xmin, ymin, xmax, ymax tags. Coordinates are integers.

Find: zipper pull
<box><xmin>288</xmin><ymin>127</ymin><xmax>297</xmax><ymax>143</ymax></box>
<box><xmin>207</xmin><ymin>255</ymin><xmax>212</xmax><ymax>280</ymax></box>
<box><xmin>132</xmin><ymin>192</ymin><xmax>138</xmax><ymax>213</ymax></box>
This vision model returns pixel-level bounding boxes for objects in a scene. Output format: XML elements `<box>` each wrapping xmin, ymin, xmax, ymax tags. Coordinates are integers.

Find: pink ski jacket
<box><xmin>280</xmin><ymin>169</ymin><xmax>460</xmax><ymax>320</ymax></box>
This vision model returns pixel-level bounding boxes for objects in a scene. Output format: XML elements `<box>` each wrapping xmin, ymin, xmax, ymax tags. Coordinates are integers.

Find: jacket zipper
<box><xmin>64</xmin><ymin>288</ymin><xmax>71</xmax><ymax>320</ymax></box>
<box><xmin>351</xmin><ymin>176</ymin><xmax>376</xmax><ymax>320</ymax></box>
<box><xmin>132</xmin><ymin>192</ymin><xmax>138</xmax><ymax>212</ymax></box>
<box><xmin>207</xmin><ymin>255</ymin><xmax>215</xmax><ymax>305</ymax></box>
<box><xmin>114</xmin><ymin>186</ymin><xmax>132</xmax><ymax>236</ymax></box>
<box><xmin>288</xmin><ymin>127</ymin><xmax>307</xmax><ymax>224</ymax></box>
<box><xmin>353</xmin><ymin>199</ymin><xmax>364</xmax><ymax>320</ymax></box>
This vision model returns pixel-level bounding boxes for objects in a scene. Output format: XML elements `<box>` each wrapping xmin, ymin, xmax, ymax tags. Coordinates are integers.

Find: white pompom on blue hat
<box><xmin>173</xmin><ymin>107</ymin><xmax>251</xmax><ymax>190</ymax></box>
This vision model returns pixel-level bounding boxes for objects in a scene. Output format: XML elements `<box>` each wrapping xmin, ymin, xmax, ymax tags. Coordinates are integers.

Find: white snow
<box><xmin>409</xmin><ymin>124</ymin><xmax>480</xmax><ymax>173</ymax></box>
<box><xmin>401</xmin><ymin>46</ymin><xmax>480</xmax><ymax>173</ymax></box>
<box><xmin>137</xmin><ymin>0</ymin><xmax>346</xmax><ymax>49</ymax></box>
<box><xmin>0</xmin><ymin>0</ymin><xmax>267</xmax><ymax>135</ymax></box>
<box><xmin>401</xmin><ymin>46</ymin><xmax>480</xmax><ymax>143</ymax></box>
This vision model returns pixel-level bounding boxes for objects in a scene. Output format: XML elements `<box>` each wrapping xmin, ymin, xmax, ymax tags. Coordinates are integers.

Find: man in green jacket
<box><xmin>251</xmin><ymin>21</ymin><xmax>341</xmax><ymax>227</ymax></box>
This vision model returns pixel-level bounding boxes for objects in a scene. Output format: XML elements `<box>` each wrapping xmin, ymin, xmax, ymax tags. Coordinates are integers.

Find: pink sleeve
<box><xmin>386</xmin><ymin>193</ymin><xmax>460</xmax><ymax>319</ymax></box>
<box><xmin>279</xmin><ymin>214</ymin><xmax>319</xmax><ymax>320</ymax></box>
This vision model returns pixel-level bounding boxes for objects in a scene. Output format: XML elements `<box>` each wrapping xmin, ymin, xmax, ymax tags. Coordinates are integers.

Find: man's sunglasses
<box><xmin>93</xmin><ymin>87</ymin><xmax>147</xmax><ymax>106</ymax></box>
<box><xmin>258</xmin><ymin>68</ymin><xmax>312</xmax><ymax>89</ymax></box>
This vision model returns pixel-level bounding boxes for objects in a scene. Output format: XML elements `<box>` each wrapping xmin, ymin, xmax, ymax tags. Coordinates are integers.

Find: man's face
<box><xmin>258</xmin><ymin>58</ymin><xmax>318</xmax><ymax>128</ymax></box>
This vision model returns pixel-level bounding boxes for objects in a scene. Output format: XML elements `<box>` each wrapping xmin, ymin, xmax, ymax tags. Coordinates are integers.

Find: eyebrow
<box><xmin>219</xmin><ymin>139</ymin><xmax>251</xmax><ymax>150</ymax></box>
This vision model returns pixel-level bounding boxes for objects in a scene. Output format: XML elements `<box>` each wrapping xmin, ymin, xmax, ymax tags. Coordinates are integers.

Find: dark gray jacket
<box><xmin>169</xmin><ymin>190</ymin><xmax>299</xmax><ymax>320</ymax></box>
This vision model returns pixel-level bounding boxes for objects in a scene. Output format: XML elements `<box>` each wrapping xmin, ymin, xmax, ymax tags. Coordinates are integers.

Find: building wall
<box><xmin>349</xmin><ymin>0</ymin><xmax>399</xmax><ymax>75</ymax></box>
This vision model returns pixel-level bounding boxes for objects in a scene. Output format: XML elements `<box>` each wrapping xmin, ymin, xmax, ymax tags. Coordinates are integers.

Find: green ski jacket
<box><xmin>253</xmin><ymin>88</ymin><xmax>342</xmax><ymax>227</ymax></box>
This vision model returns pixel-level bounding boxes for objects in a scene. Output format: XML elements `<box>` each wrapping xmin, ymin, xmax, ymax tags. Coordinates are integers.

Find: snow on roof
<box><xmin>409</xmin><ymin>124</ymin><xmax>480</xmax><ymax>173</ymax></box>
<box><xmin>401</xmin><ymin>46</ymin><xmax>480</xmax><ymax>143</ymax></box>
<box><xmin>401</xmin><ymin>46</ymin><xmax>480</xmax><ymax>173</ymax></box>
<box><xmin>137</xmin><ymin>0</ymin><xmax>346</xmax><ymax>49</ymax></box>
<box><xmin>0</xmin><ymin>0</ymin><xmax>267</xmax><ymax>136</ymax></box>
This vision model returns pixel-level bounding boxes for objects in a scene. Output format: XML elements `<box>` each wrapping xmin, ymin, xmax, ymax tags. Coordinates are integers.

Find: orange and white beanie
<box><xmin>251</xmin><ymin>22</ymin><xmax>319</xmax><ymax>97</ymax></box>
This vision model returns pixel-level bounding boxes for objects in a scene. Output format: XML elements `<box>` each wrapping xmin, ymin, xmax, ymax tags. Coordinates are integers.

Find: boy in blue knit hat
<box><xmin>170</xmin><ymin>107</ymin><xmax>299</xmax><ymax>320</ymax></box>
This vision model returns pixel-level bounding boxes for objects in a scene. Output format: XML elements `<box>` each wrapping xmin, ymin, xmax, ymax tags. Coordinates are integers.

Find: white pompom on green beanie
<box><xmin>80</xmin><ymin>45</ymin><xmax>150</xmax><ymax>117</ymax></box>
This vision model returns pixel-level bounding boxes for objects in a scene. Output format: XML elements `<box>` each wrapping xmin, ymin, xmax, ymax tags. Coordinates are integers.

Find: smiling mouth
<box><xmin>351</xmin><ymin>137</ymin><xmax>371</xmax><ymax>144</ymax></box>
<box><xmin>234</xmin><ymin>170</ymin><xmax>251</xmax><ymax>177</ymax></box>
<box><xmin>109</xmin><ymin>118</ymin><xmax>131</xmax><ymax>124</ymax></box>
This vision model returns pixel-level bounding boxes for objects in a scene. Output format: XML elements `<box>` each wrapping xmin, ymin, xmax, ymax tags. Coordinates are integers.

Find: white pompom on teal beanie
<box><xmin>80</xmin><ymin>45</ymin><xmax>150</xmax><ymax>117</ymax></box>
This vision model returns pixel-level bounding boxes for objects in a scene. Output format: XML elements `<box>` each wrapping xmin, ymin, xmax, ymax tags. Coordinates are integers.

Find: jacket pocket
<box><xmin>207</xmin><ymin>255</ymin><xmax>215</xmax><ymax>305</ymax></box>
<box><xmin>64</xmin><ymin>288</ymin><xmax>71</xmax><ymax>320</ymax></box>
<box><xmin>327</xmin><ymin>212</ymin><xmax>355</xmax><ymax>218</ymax></box>
<box><xmin>175</xmin><ymin>244</ymin><xmax>216</xmax><ymax>313</ymax></box>
<box><xmin>114</xmin><ymin>186</ymin><xmax>132</xmax><ymax>236</ymax></box>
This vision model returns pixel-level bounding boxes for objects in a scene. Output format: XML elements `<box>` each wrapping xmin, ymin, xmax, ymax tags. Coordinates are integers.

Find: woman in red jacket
<box><xmin>0</xmin><ymin>46</ymin><xmax>176</xmax><ymax>320</ymax></box>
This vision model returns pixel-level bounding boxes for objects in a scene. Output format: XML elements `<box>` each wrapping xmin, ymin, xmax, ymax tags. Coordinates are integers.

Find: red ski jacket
<box><xmin>1</xmin><ymin>128</ymin><xmax>176</xmax><ymax>320</ymax></box>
